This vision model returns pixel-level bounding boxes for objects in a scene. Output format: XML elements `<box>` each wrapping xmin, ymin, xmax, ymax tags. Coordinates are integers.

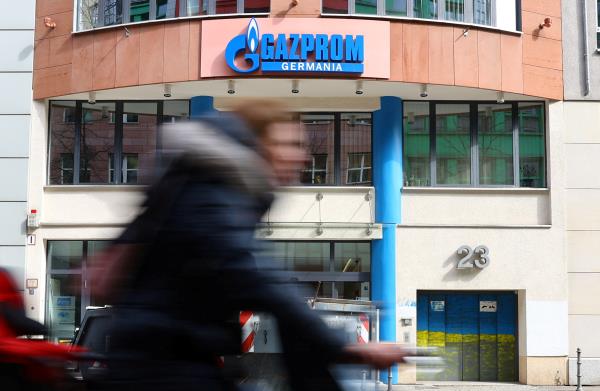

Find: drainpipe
<box><xmin>582</xmin><ymin>0</ymin><xmax>591</xmax><ymax>96</ymax></box>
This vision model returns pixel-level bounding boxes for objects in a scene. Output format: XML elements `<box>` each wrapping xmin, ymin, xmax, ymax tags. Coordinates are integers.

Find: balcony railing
<box><xmin>76</xmin><ymin>0</ymin><xmax>269</xmax><ymax>32</ymax></box>
<box><xmin>322</xmin><ymin>0</ymin><xmax>520</xmax><ymax>31</ymax></box>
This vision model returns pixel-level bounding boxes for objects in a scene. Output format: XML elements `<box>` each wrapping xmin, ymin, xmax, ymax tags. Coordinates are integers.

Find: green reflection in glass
<box><xmin>519</xmin><ymin>103</ymin><xmax>545</xmax><ymax>188</ymax></box>
<box><xmin>403</xmin><ymin>102</ymin><xmax>430</xmax><ymax>186</ymax></box>
<box><xmin>436</xmin><ymin>104</ymin><xmax>471</xmax><ymax>185</ymax></box>
<box><xmin>478</xmin><ymin>105</ymin><xmax>514</xmax><ymax>185</ymax></box>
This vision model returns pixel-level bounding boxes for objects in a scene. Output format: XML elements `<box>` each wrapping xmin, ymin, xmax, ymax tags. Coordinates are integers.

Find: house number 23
<box><xmin>456</xmin><ymin>245</ymin><xmax>490</xmax><ymax>269</ymax></box>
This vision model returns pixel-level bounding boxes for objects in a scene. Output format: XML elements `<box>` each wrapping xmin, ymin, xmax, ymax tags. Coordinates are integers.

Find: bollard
<box><xmin>387</xmin><ymin>366</ymin><xmax>392</xmax><ymax>391</ymax></box>
<box><xmin>577</xmin><ymin>348</ymin><xmax>583</xmax><ymax>391</ymax></box>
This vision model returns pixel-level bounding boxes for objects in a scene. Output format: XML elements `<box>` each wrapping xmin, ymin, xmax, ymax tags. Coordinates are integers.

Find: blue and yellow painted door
<box><xmin>416</xmin><ymin>292</ymin><xmax>517</xmax><ymax>382</ymax></box>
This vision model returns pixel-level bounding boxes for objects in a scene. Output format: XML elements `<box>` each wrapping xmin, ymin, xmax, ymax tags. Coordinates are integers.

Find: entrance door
<box><xmin>416</xmin><ymin>292</ymin><xmax>517</xmax><ymax>382</ymax></box>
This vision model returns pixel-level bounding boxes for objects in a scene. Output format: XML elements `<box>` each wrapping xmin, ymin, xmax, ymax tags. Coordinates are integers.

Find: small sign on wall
<box><xmin>480</xmin><ymin>301</ymin><xmax>497</xmax><ymax>312</ymax></box>
<box><xmin>431</xmin><ymin>301</ymin><xmax>445</xmax><ymax>312</ymax></box>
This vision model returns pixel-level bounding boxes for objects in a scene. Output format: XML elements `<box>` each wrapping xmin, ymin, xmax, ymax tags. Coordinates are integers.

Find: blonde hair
<box><xmin>232</xmin><ymin>99</ymin><xmax>297</xmax><ymax>139</ymax></box>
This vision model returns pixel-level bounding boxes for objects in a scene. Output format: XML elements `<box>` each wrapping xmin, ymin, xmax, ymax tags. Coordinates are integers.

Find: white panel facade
<box><xmin>0</xmin><ymin>73</ymin><xmax>33</xmax><ymax>115</ymax></box>
<box><xmin>0</xmin><ymin>202</ymin><xmax>27</xmax><ymax>245</ymax></box>
<box><xmin>0</xmin><ymin>116</ymin><xmax>30</xmax><ymax>157</ymax></box>
<box><xmin>0</xmin><ymin>0</ymin><xmax>35</xmax><ymax>29</ymax></box>
<box><xmin>0</xmin><ymin>159</ymin><xmax>28</xmax><ymax>201</ymax></box>
<box><xmin>569</xmin><ymin>274</ymin><xmax>600</xmax><ymax>315</ymax></box>
<box><xmin>567</xmin><ymin>231</ymin><xmax>600</xmax><ymax>273</ymax></box>
<box><xmin>526</xmin><ymin>300</ymin><xmax>569</xmax><ymax>356</ymax></box>
<box><xmin>0</xmin><ymin>246</ymin><xmax>26</xmax><ymax>290</ymax></box>
<box><xmin>0</xmin><ymin>31</ymin><xmax>35</xmax><ymax>71</ymax></box>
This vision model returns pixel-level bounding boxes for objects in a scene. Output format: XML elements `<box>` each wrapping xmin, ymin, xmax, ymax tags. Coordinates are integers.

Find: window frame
<box><xmin>402</xmin><ymin>100</ymin><xmax>547</xmax><ymax>189</ymax></box>
<box><xmin>322</xmin><ymin>0</ymin><xmax>497</xmax><ymax>28</ymax></box>
<box><xmin>347</xmin><ymin>152</ymin><xmax>372</xmax><ymax>184</ymax></box>
<box><xmin>75</xmin><ymin>0</ymin><xmax>269</xmax><ymax>32</ymax></box>
<box><xmin>47</xmin><ymin>100</ymin><xmax>189</xmax><ymax>185</ymax></box>
<box><xmin>300</xmin><ymin>112</ymin><xmax>373</xmax><ymax>187</ymax></box>
<box><xmin>264</xmin><ymin>240</ymin><xmax>371</xmax><ymax>300</ymax></box>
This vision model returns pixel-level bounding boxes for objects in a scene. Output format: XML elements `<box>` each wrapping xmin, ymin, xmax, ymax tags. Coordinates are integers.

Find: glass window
<box><xmin>445</xmin><ymin>0</ymin><xmax>464</xmax><ymax>21</ymax></box>
<box><xmin>474</xmin><ymin>0</ymin><xmax>492</xmax><ymax>25</ymax></box>
<box><xmin>322</xmin><ymin>0</ymin><xmax>349</xmax><ymax>14</ymax></box>
<box><xmin>103</xmin><ymin>0</ymin><xmax>123</xmax><ymax>26</ymax></box>
<box><xmin>341</xmin><ymin>113</ymin><xmax>372</xmax><ymax>185</ymax></box>
<box><xmin>414</xmin><ymin>0</ymin><xmax>438</xmax><ymax>19</ymax></box>
<box><xmin>300</xmin><ymin>114</ymin><xmax>334</xmax><ymax>185</ymax></box>
<box><xmin>130</xmin><ymin>0</ymin><xmax>150</xmax><ymax>22</ymax></box>
<box><xmin>216</xmin><ymin>0</ymin><xmax>238</xmax><ymax>14</ymax></box>
<box><xmin>334</xmin><ymin>242</ymin><xmax>370</xmax><ymax>272</ymax></box>
<box><xmin>122</xmin><ymin>102</ymin><xmax>158</xmax><ymax>184</ymax></box>
<box><xmin>519</xmin><ymin>103</ymin><xmax>545</xmax><ymax>188</ymax></box>
<box><xmin>163</xmin><ymin>100</ymin><xmax>190</xmax><ymax>123</ymax></box>
<box><xmin>78</xmin><ymin>0</ymin><xmax>99</xmax><ymax>30</ymax></box>
<box><xmin>156</xmin><ymin>0</ymin><xmax>178</xmax><ymax>19</ymax></box>
<box><xmin>48</xmin><ymin>241</ymin><xmax>84</xmax><ymax>270</ymax></box>
<box><xmin>403</xmin><ymin>102</ymin><xmax>430</xmax><ymax>187</ymax></box>
<box><xmin>245</xmin><ymin>0</ymin><xmax>270</xmax><ymax>13</ymax></box>
<box><xmin>186</xmin><ymin>0</ymin><xmax>207</xmax><ymax>15</ymax></box>
<box><xmin>386</xmin><ymin>0</ymin><xmax>407</xmax><ymax>16</ymax></box>
<box><xmin>436</xmin><ymin>104</ymin><xmax>471</xmax><ymax>185</ymax></box>
<box><xmin>356</xmin><ymin>0</ymin><xmax>378</xmax><ymax>15</ymax></box>
<box><xmin>47</xmin><ymin>274</ymin><xmax>82</xmax><ymax>344</ymax></box>
<box><xmin>80</xmin><ymin>103</ymin><xmax>116</xmax><ymax>184</ymax></box>
<box><xmin>49</xmin><ymin>102</ymin><xmax>77</xmax><ymax>185</ymax></box>
<box><xmin>478</xmin><ymin>104</ymin><xmax>513</xmax><ymax>185</ymax></box>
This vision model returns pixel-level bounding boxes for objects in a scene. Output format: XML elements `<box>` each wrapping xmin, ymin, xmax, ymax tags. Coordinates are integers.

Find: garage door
<box><xmin>416</xmin><ymin>292</ymin><xmax>517</xmax><ymax>382</ymax></box>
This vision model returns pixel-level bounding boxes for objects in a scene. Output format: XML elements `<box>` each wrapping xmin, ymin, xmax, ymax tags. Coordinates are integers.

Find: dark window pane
<box><xmin>48</xmin><ymin>241</ymin><xmax>83</xmax><ymax>270</ymax></box>
<box><xmin>47</xmin><ymin>274</ymin><xmax>82</xmax><ymax>344</ymax></box>
<box><xmin>49</xmin><ymin>102</ymin><xmax>77</xmax><ymax>185</ymax></box>
<box><xmin>334</xmin><ymin>242</ymin><xmax>370</xmax><ymax>272</ymax></box>
<box><xmin>267</xmin><ymin>242</ymin><xmax>331</xmax><ymax>272</ymax></box>
<box><xmin>356</xmin><ymin>0</ymin><xmax>377</xmax><ymax>15</ymax></box>
<box><xmin>130</xmin><ymin>0</ymin><xmax>150</xmax><ymax>21</ymax></box>
<box><xmin>300</xmin><ymin>115</ymin><xmax>334</xmax><ymax>185</ymax></box>
<box><xmin>519</xmin><ymin>103</ymin><xmax>545</xmax><ymax>188</ymax></box>
<box><xmin>386</xmin><ymin>0</ymin><xmax>407</xmax><ymax>16</ymax></box>
<box><xmin>216</xmin><ymin>0</ymin><xmax>238</xmax><ymax>14</ymax></box>
<box><xmin>403</xmin><ymin>102</ymin><xmax>430</xmax><ymax>186</ymax></box>
<box><xmin>245</xmin><ymin>0</ymin><xmax>269</xmax><ymax>13</ymax></box>
<box><xmin>80</xmin><ymin>103</ymin><xmax>115</xmax><ymax>184</ymax></box>
<box><xmin>478</xmin><ymin>104</ymin><xmax>514</xmax><ymax>185</ymax></box>
<box><xmin>322</xmin><ymin>0</ymin><xmax>348</xmax><ymax>14</ymax></box>
<box><xmin>436</xmin><ymin>104</ymin><xmax>471</xmax><ymax>185</ymax></box>
<box><xmin>103</xmin><ymin>0</ymin><xmax>123</xmax><ymax>25</ymax></box>
<box><xmin>414</xmin><ymin>0</ymin><xmax>438</xmax><ymax>19</ymax></box>
<box><xmin>122</xmin><ymin>103</ymin><xmax>157</xmax><ymax>185</ymax></box>
<box><xmin>341</xmin><ymin>113</ymin><xmax>372</xmax><ymax>185</ymax></box>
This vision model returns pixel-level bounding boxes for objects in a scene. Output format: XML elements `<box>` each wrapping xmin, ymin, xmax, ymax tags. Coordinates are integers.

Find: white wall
<box><xmin>0</xmin><ymin>0</ymin><xmax>35</xmax><ymax>290</ymax></box>
<box><xmin>564</xmin><ymin>101</ymin><xmax>600</xmax><ymax>384</ymax></box>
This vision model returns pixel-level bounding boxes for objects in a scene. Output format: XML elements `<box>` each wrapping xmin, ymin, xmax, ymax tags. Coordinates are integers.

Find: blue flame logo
<box><xmin>225</xmin><ymin>18</ymin><xmax>260</xmax><ymax>73</ymax></box>
<box><xmin>247</xmin><ymin>18</ymin><xmax>259</xmax><ymax>54</ymax></box>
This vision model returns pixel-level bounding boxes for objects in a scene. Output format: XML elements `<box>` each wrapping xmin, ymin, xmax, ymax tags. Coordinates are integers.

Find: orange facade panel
<box><xmin>500</xmin><ymin>34</ymin><xmax>524</xmax><ymax>94</ymax></box>
<box><xmin>477</xmin><ymin>30</ymin><xmax>501</xmax><ymax>91</ymax></box>
<box><xmin>522</xmin><ymin>33</ymin><xmax>563</xmax><ymax>71</ymax></box>
<box><xmin>523</xmin><ymin>64</ymin><xmax>563</xmax><ymax>100</ymax></box>
<box><xmin>453</xmin><ymin>27</ymin><xmax>478</xmax><ymax>88</ymax></box>
<box><xmin>270</xmin><ymin>0</ymin><xmax>321</xmax><ymax>17</ymax></box>
<box><xmin>93</xmin><ymin>29</ymin><xmax>117</xmax><ymax>91</ymax></box>
<box><xmin>115</xmin><ymin>28</ymin><xmax>141</xmax><ymax>88</ymax></box>
<box><xmin>164</xmin><ymin>22</ymin><xmax>191</xmax><ymax>83</ymax></box>
<box><xmin>71</xmin><ymin>33</ymin><xmax>94</xmax><ymax>94</ymax></box>
<box><xmin>139</xmin><ymin>24</ymin><xmax>166</xmax><ymax>85</ymax></box>
<box><xmin>521</xmin><ymin>0</ymin><xmax>561</xmax><ymax>18</ymax></box>
<box><xmin>428</xmin><ymin>25</ymin><xmax>454</xmax><ymax>86</ymax></box>
<box><xmin>402</xmin><ymin>23</ymin><xmax>429</xmax><ymax>83</ymax></box>
<box><xmin>521</xmin><ymin>10</ymin><xmax>562</xmax><ymax>41</ymax></box>
<box><xmin>188</xmin><ymin>21</ymin><xmax>202</xmax><ymax>81</ymax></box>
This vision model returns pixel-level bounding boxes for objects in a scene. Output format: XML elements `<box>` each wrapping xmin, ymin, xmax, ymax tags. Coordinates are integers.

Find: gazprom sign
<box><xmin>225</xmin><ymin>18</ymin><xmax>364</xmax><ymax>74</ymax></box>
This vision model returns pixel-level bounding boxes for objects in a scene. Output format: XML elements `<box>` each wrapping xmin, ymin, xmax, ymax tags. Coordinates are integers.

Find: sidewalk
<box><xmin>389</xmin><ymin>383</ymin><xmax>600</xmax><ymax>391</ymax></box>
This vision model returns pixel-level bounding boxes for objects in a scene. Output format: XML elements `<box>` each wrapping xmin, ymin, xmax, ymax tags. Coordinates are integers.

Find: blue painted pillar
<box><xmin>372</xmin><ymin>96</ymin><xmax>402</xmax><ymax>384</ymax></box>
<box><xmin>190</xmin><ymin>96</ymin><xmax>215</xmax><ymax>118</ymax></box>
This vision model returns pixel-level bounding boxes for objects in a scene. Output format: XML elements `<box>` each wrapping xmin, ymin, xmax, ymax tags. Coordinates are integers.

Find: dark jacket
<box><xmin>107</xmin><ymin>114</ymin><xmax>346</xmax><ymax>391</ymax></box>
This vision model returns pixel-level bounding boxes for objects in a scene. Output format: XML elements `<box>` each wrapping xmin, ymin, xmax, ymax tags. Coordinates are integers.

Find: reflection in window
<box><xmin>386</xmin><ymin>0</ymin><xmax>407</xmax><ymax>15</ymax></box>
<box><xmin>122</xmin><ymin>102</ymin><xmax>158</xmax><ymax>184</ymax></box>
<box><xmin>186</xmin><ymin>0</ymin><xmax>207</xmax><ymax>15</ymax></box>
<box><xmin>80</xmin><ymin>103</ymin><xmax>116</xmax><ymax>184</ymax></box>
<box><xmin>109</xmin><ymin>153</ymin><xmax>139</xmax><ymax>184</ymax></box>
<box><xmin>300</xmin><ymin>115</ymin><xmax>334</xmax><ymax>185</ymax></box>
<box><xmin>478</xmin><ymin>104</ymin><xmax>513</xmax><ymax>185</ymax></box>
<box><xmin>48</xmin><ymin>241</ymin><xmax>84</xmax><ymax>270</ymax></box>
<box><xmin>78</xmin><ymin>0</ymin><xmax>99</xmax><ymax>30</ymax></box>
<box><xmin>341</xmin><ymin>113</ymin><xmax>372</xmax><ymax>185</ymax></box>
<box><xmin>445</xmin><ymin>0</ymin><xmax>464</xmax><ymax>22</ymax></box>
<box><xmin>356</xmin><ymin>0</ymin><xmax>378</xmax><ymax>15</ymax></box>
<box><xmin>414</xmin><ymin>0</ymin><xmax>438</xmax><ymax>19</ymax></box>
<box><xmin>245</xmin><ymin>0</ymin><xmax>270</xmax><ymax>13</ymax></box>
<box><xmin>216</xmin><ymin>0</ymin><xmax>238</xmax><ymax>14</ymax></box>
<box><xmin>436</xmin><ymin>104</ymin><xmax>471</xmax><ymax>185</ymax></box>
<box><xmin>163</xmin><ymin>100</ymin><xmax>190</xmax><ymax>123</ymax></box>
<box><xmin>519</xmin><ymin>103</ymin><xmax>545</xmax><ymax>188</ymax></box>
<box><xmin>156</xmin><ymin>0</ymin><xmax>178</xmax><ymax>19</ymax></box>
<box><xmin>322</xmin><ymin>0</ymin><xmax>348</xmax><ymax>14</ymax></box>
<box><xmin>130</xmin><ymin>0</ymin><xmax>150</xmax><ymax>22</ymax></box>
<box><xmin>474</xmin><ymin>0</ymin><xmax>492</xmax><ymax>25</ymax></box>
<box><xmin>49</xmin><ymin>102</ymin><xmax>77</xmax><ymax>185</ymax></box>
<box><xmin>104</xmin><ymin>0</ymin><xmax>123</xmax><ymax>25</ymax></box>
<box><xmin>404</xmin><ymin>102</ymin><xmax>430</xmax><ymax>187</ymax></box>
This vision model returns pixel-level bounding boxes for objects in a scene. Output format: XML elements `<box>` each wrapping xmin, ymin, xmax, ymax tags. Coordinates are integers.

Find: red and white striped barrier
<box><xmin>357</xmin><ymin>314</ymin><xmax>369</xmax><ymax>344</ymax></box>
<box><xmin>240</xmin><ymin>311</ymin><xmax>255</xmax><ymax>353</ymax></box>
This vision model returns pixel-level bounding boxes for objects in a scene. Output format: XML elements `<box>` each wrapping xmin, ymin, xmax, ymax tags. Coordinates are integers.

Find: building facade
<box><xmin>562</xmin><ymin>0</ymin><xmax>600</xmax><ymax>385</ymax></box>
<box><xmin>0</xmin><ymin>0</ymin><xmax>36</xmax><ymax>300</ymax></box>
<box><xmin>26</xmin><ymin>0</ymin><xmax>570</xmax><ymax>385</ymax></box>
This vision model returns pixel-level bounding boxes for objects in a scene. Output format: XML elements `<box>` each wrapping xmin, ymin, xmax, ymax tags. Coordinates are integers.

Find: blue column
<box><xmin>190</xmin><ymin>96</ymin><xmax>215</xmax><ymax>118</ymax></box>
<box><xmin>372</xmin><ymin>96</ymin><xmax>402</xmax><ymax>384</ymax></box>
